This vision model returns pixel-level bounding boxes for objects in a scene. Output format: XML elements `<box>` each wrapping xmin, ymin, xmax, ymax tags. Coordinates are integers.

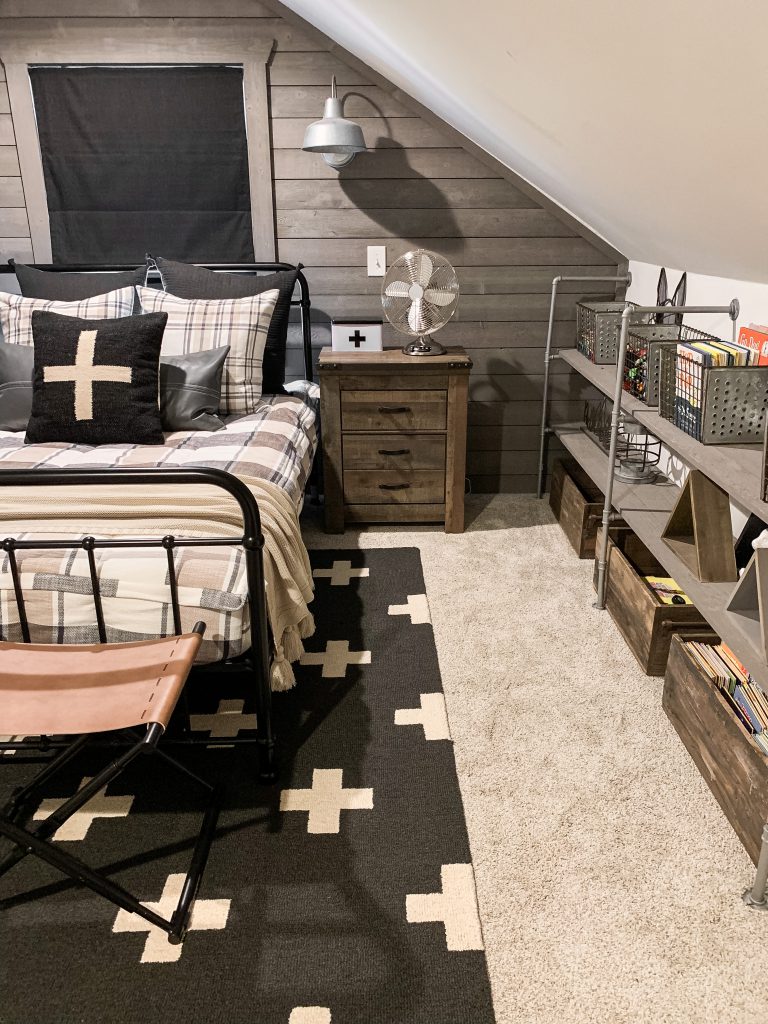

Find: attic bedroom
<box><xmin>0</xmin><ymin>3</ymin><xmax>766</xmax><ymax>1023</ymax></box>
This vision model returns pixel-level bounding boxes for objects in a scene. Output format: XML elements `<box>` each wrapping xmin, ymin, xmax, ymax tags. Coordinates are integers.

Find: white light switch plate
<box><xmin>367</xmin><ymin>245</ymin><xmax>386</xmax><ymax>277</ymax></box>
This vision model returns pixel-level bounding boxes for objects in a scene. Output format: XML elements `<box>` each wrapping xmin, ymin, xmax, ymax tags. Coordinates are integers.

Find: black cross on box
<box><xmin>349</xmin><ymin>330</ymin><xmax>366</xmax><ymax>348</ymax></box>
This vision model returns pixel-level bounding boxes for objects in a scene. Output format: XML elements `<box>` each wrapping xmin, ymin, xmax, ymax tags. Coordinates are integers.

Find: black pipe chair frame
<box><xmin>0</xmin><ymin>622</ymin><xmax>223</xmax><ymax>947</ymax></box>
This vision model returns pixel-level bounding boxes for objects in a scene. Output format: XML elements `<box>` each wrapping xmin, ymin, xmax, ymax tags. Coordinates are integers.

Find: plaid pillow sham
<box><xmin>0</xmin><ymin>287</ymin><xmax>136</xmax><ymax>348</ymax></box>
<box><xmin>136</xmin><ymin>286</ymin><xmax>279</xmax><ymax>415</ymax></box>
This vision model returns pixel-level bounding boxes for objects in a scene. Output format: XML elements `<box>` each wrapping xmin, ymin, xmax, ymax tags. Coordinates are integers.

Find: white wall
<box><xmin>627</xmin><ymin>262</ymin><xmax>768</xmax><ymax>342</ymax></box>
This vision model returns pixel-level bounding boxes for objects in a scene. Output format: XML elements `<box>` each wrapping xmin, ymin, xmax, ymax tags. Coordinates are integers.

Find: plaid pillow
<box><xmin>136</xmin><ymin>285</ymin><xmax>279</xmax><ymax>415</ymax></box>
<box><xmin>0</xmin><ymin>288</ymin><xmax>136</xmax><ymax>348</ymax></box>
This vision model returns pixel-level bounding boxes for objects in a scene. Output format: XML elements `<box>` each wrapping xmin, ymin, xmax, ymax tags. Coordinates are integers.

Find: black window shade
<box><xmin>29</xmin><ymin>65</ymin><xmax>255</xmax><ymax>264</ymax></box>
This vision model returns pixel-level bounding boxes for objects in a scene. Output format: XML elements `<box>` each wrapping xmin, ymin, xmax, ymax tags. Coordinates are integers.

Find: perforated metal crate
<box><xmin>658</xmin><ymin>346</ymin><xmax>768</xmax><ymax>444</ymax></box>
<box><xmin>576</xmin><ymin>300</ymin><xmax>643</xmax><ymax>364</ymax></box>
<box><xmin>623</xmin><ymin>324</ymin><xmax>722</xmax><ymax>406</ymax></box>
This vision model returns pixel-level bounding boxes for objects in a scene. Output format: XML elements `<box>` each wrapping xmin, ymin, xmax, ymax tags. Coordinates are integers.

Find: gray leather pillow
<box><xmin>0</xmin><ymin>341</ymin><xmax>228</xmax><ymax>434</ymax></box>
<box><xmin>0</xmin><ymin>342</ymin><xmax>35</xmax><ymax>432</ymax></box>
<box><xmin>159</xmin><ymin>347</ymin><xmax>229</xmax><ymax>432</ymax></box>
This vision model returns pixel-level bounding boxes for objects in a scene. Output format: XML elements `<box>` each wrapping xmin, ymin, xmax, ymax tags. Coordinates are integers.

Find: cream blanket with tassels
<box><xmin>0</xmin><ymin>477</ymin><xmax>315</xmax><ymax>691</ymax></box>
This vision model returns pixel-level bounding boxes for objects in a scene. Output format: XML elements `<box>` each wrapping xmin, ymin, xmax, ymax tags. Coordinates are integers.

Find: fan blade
<box><xmin>415</xmin><ymin>252</ymin><xmax>434</xmax><ymax>287</ymax></box>
<box><xmin>408</xmin><ymin>299</ymin><xmax>430</xmax><ymax>333</ymax></box>
<box><xmin>384</xmin><ymin>280</ymin><xmax>410</xmax><ymax>298</ymax></box>
<box><xmin>424</xmin><ymin>287</ymin><xmax>454</xmax><ymax>307</ymax></box>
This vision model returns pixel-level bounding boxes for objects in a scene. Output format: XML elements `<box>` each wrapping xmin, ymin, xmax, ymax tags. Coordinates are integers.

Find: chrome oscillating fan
<box><xmin>381</xmin><ymin>248</ymin><xmax>459</xmax><ymax>356</ymax></box>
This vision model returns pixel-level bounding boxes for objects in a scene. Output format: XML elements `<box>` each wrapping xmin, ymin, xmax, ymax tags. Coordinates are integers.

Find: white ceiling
<box><xmin>280</xmin><ymin>0</ymin><xmax>768</xmax><ymax>283</ymax></box>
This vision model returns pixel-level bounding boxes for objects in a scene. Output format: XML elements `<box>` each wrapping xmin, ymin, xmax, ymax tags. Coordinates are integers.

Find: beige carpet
<box><xmin>302</xmin><ymin>495</ymin><xmax>768</xmax><ymax>1024</ymax></box>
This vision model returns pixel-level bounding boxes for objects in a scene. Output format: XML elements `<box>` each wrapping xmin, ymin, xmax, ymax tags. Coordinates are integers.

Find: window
<box><xmin>29</xmin><ymin>64</ymin><xmax>256</xmax><ymax>264</ymax></box>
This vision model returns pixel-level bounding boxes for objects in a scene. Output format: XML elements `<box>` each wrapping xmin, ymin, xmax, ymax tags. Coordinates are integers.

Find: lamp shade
<box><xmin>302</xmin><ymin>96</ymin><xmax>367</xmax><ymax>155</ymax></box>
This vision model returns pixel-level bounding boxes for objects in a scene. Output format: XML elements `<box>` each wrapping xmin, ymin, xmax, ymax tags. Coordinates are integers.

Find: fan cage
<box><xmin>381</xmin><ymin>250</ymin><xmax>459</xmax><ymax>338</ymax></box>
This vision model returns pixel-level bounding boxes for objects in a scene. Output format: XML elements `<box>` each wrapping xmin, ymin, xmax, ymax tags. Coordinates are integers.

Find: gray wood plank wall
<box><xmin>0</xmin><ymin>0</ymin><xmax>623</xmax><ymax>493</ymax></box>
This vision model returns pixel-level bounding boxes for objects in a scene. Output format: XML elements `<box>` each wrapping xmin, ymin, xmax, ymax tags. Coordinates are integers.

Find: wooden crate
<box><xmin>549</xmin><ymin>457</ymin><xmax>607</xmax><ymax>559</ymax></box>
<box><xmin>595</xmin><ymin>525</ymin><xmax>712</xmax><ymax>675</ymax></box>
<box><xmin>663</xmin><ymin>636</ymin><xmax>768</xmax><ymax>865</ymax></box>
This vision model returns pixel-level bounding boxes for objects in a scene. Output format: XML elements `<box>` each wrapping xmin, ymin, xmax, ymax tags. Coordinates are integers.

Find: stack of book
<box><xmin>684</xmin><ymin>640</ymin><xmax>768</xmax><ymax>754</ymax></box>
<box><xmin>674</xmin><ymin>335</ymin><xmax>754</xmax><ymax>438</ymax></box>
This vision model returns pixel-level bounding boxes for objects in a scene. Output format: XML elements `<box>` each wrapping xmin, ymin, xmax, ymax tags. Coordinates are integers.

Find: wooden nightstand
<box><xmin>318</xmin><ymin>346</ymin><xmax>472</xmax><ymax>533</ymax></box>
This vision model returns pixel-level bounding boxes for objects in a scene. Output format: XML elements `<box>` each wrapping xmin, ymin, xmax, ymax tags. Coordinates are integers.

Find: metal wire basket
<box><xmin>576</xmin><ymin>299</ymin><xmax>643</xmax><ymax>365</ymax></box>
<box><xmin>623</xmin><ymin>324</ymin><xmax>723</xmax><ymax>406</ymax></box>
<box><xmin>583</xmin><ymin>398</ymin><xmax>663</xmax><ymax>481</ymax></box>
<box><xmin>658</xmin><ymin>346</ymin><xmax>768</xmax><ymax>444</ymax></box>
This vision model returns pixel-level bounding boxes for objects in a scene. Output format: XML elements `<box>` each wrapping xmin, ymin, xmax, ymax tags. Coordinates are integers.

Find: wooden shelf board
<box><xmin>558</xmin><ymin>348</ymin><xmax>768</xmax><ymax>522</ymax></box>
<box><xmin>554</xmin><ymin>424</ymin><xmax>768</xmax><ymax>693</ymax></box>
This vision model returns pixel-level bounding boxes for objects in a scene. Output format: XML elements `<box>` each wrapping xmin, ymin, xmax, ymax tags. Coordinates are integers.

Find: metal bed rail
<box><xmin>0</xmin><ymin>466</ymin><xmax>278</xmax><ymax>781</ymax></box>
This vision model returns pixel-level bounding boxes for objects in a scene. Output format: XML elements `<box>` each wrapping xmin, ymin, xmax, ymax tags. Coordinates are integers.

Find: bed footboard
<box><xmin>0</xmin><ymin>467</ymin><xmax>277</xmax><ymax>782</ymax></box>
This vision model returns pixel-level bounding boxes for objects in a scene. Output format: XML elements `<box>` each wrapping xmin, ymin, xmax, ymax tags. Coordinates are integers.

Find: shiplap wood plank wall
<box><xmin>0</xmin><ymin>0</ymin><xmax>624</xmax><ymax>493</ymax></box>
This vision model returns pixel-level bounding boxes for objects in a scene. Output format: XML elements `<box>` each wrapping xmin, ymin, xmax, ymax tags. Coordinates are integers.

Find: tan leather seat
<box><xmin>0</xmin><ymin>632</ymin><xmax>203</xmax><ymax>736</ymax></box>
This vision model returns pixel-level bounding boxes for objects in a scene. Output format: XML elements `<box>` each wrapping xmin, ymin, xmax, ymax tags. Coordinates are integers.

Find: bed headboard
<box><xmin>0</xmin><ymin>261</ymin><xmax>315</xmax><ymax>384</ymax></box>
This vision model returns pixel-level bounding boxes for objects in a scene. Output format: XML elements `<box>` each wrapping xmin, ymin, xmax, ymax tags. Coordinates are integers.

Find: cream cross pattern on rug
<box><xmin>189</xmin><ymin>698</ymin><xmax>257</xmax><ymax>745</ymax></box>
<box><xmin>280</xmin><ymin>768</ymin><xmax>373</xmax><ymax>834</ymax></box>
<box><xmin>313</xmin><ymin>560</ymin><xmax>370</xmax><ymax>586</ymax></box>
<box><xmin>33</xmin><ymin>776</ymin><xmax>134</xmax><ymax>841</ymax></box>
<box><xmin>113</xmin><ymin>872</ymin><xmax>231</xmax><ymax>963</ymax></box>
<box><xmin>43</xmin><ymin>329</ymin><xmax>132</xmax><ymax>420</ymax></box>
<box><xmin>388</xmin><ymin>593</ymin><xmax>431</xmax><ymax>624</ymax></box>
<box><xmin>289</xmin><ymin>1009</ymin><xmax>332</xmax><ymax>1024</ymax></box>
<box><xmin>300</xmin><ymin>640</ymin><xmax>371</xmax><ymax>678</ymax></box>
<box><xmin>406</xmin><ymin>863</ymin><xmax>485</xmax><ymax>951</ymax></box>
<box><xmin>395</xmin><ymin>693</ymin><xmax>452</xmax><ymax>741</ymax></box>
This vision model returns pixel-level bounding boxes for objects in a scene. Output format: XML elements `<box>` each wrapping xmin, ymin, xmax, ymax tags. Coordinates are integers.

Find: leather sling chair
<box><xmin>0</xmin><ymin>617</ymin><xmax>222</xmax><ymax>947</ymax></box>
<box><xmin>0</xmin><ymin>516</ymin><xmax>228</xmax><ymax>954</ymax></box>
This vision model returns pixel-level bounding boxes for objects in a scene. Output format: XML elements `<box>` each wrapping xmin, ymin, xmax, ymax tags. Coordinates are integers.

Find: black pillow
<box><xmin>160</xmin><ymin>347</ymin><xmax>229</xmax><ymax>432</ymax></box>
<box><xmin>0</xmin><ymin>342</ymin><xmax>229</xmax><ymax>434</ymax></box>
<box><xmin>26</xmin><ymin>310</ymin><xmax>167</xmax><ymax>446</ymax></box>
<box><xmin>12</xmin><ymin>261</ymin><xmax>147</xmax><ymax>301</ymax></box>
<box><xmin>153</xmin><ymin>256</ymin><xmax>299</xmax><ymax>394</ymax></box>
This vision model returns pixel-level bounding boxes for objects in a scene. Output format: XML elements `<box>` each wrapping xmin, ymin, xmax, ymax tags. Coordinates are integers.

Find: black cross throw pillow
<box><xmin>25</xmin><ymin>310</ymin><xmax>167</xmax><ymax>445</ymax></box>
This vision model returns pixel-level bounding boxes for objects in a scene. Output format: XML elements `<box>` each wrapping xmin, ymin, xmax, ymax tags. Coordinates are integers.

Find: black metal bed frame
<box><xmin>0</xmin><ymin>261</ymin><xmax>317</xmax><ymax>782</ymax></box>
<box><xmin>0</xmin><ymin>260</ymin><xmax>315</xmax><ymax>385</ymax></box>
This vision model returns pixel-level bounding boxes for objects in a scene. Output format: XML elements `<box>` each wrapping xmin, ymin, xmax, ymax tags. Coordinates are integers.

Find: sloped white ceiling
<box><xmin>280</xmin><ymin>0</ymin><xmax>768</xmax><ymax>283</ymax></box>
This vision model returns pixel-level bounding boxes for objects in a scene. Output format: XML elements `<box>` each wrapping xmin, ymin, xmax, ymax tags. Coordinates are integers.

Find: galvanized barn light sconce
<box><xmin>301</xmin><ymin>76</ymin><xmax>367</xmax><ymax>169</ymax></box>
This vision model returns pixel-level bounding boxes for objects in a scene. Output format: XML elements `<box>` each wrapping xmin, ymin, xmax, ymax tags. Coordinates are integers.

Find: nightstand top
<box><xmin>318</xmin><ymin>346</ymin><xmax>471</xmax><ymax>370</ymax></box>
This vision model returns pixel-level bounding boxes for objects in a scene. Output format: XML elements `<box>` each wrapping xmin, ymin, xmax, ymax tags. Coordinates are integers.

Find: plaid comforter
<box><xmin>0</xmin><ymin>387</ymin><xmax>318</xmax><ymax>674</ymax></box>
<box><xmin>0</xmin><ymin>387</ymin><xmax>318</xmax><ymax>507</ymax></box>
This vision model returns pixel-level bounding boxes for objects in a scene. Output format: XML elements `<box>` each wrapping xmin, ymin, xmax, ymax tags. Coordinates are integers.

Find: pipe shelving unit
<box><xmin>536</xmin><ymin>279</ymin><xmax>768</xmax><ymax>909</ymax></box>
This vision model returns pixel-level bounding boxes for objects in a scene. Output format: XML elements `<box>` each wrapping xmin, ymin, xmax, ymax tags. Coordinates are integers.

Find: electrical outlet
<box><xmin>367</xmin><ymin>245</ymin><xmax>386</xmax><ymax>277</ymax></box>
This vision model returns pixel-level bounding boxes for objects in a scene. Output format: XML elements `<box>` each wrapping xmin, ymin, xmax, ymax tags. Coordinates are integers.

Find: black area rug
<box><xmin>0</xmin><ymin>548</ymin><xmax>495</xmax><ymax>1024</ymax></box>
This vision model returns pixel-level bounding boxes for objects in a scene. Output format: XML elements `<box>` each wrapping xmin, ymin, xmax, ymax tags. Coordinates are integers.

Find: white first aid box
<box><xmin>331</xmin><ymin>319</ymin><xmax>384</xmax><ymax>352</ymax></box>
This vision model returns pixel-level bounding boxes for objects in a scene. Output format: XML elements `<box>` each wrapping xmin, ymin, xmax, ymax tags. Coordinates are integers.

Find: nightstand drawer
<box><xmin>341</xmin><ymin>390</ymin><xmax>447</xmax><ymax>431</ymax></box>
<box><xmin>344</xmin><ymin>470</ymin><xmax>445</xmax><ymax>504</ymax></box>
<box><xmin>343</xmin><ymin>433</ymin><xmax>446</xmax><ymax>471</ymax></box>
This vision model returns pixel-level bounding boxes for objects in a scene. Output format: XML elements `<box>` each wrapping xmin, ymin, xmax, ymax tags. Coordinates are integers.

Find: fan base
<box><xmin>402</xmin><ymin>337</ymin><xmax>446</xmax><ymax>357</ymax></box>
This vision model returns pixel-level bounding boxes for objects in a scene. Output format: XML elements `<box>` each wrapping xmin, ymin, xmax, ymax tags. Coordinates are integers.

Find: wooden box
<box><xmin>663</xmin><ymin>635</ymin><xmax>768</xmax><ymax>865</ymax></box>
<box><xmin>595</xmin><ymin>525</ymin><xmax>711</xmax><ymax>675</ymax></box>
<box><xmin>549</xmin><ymin>457</ymin><xmax>606</xmax><ymax>559</ymax></box>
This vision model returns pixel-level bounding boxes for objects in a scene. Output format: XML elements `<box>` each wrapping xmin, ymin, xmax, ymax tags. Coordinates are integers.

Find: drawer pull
<box><xmin>379</xmin><ymin>483</ymin><xmax>410</xmax><ymax>491</ymax></box>
<box><xmin>378</xmin><ymin>405</ymin><xmax>411</xmax><ymax>414</ymax></box>
<box><xmin>378</xmin><ymin>448</ymin><xmax>411</xmax><ymax>456</ymax></box>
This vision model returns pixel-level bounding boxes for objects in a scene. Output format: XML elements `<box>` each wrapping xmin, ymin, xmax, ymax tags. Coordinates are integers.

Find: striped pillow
<box><xmin>0</xmin><ymin>288</ymin><xmax>136</xmax><ymax>348</ymax></box>
<box><xmin>136</xmin><ymin>286</ymin><xmax>279</xmax><ymax>416</ymax></box>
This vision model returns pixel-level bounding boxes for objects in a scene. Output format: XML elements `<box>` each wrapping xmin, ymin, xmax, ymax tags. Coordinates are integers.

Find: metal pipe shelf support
<box><xmin>536</xmin><ymin>273</ymin><xmax>632</xmax><ymax>500</ymax></box>
<box><xmin>593</xmin><ymin>299</ymin><xmax>740</xmax><ymax>611</ymax></box>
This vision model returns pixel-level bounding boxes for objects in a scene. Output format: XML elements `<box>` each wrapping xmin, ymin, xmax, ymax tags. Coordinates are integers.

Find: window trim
<box><xmin>0</xmin><ymin>19</ymin><xmax>276</xmax><ymax>262</ymax></box>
